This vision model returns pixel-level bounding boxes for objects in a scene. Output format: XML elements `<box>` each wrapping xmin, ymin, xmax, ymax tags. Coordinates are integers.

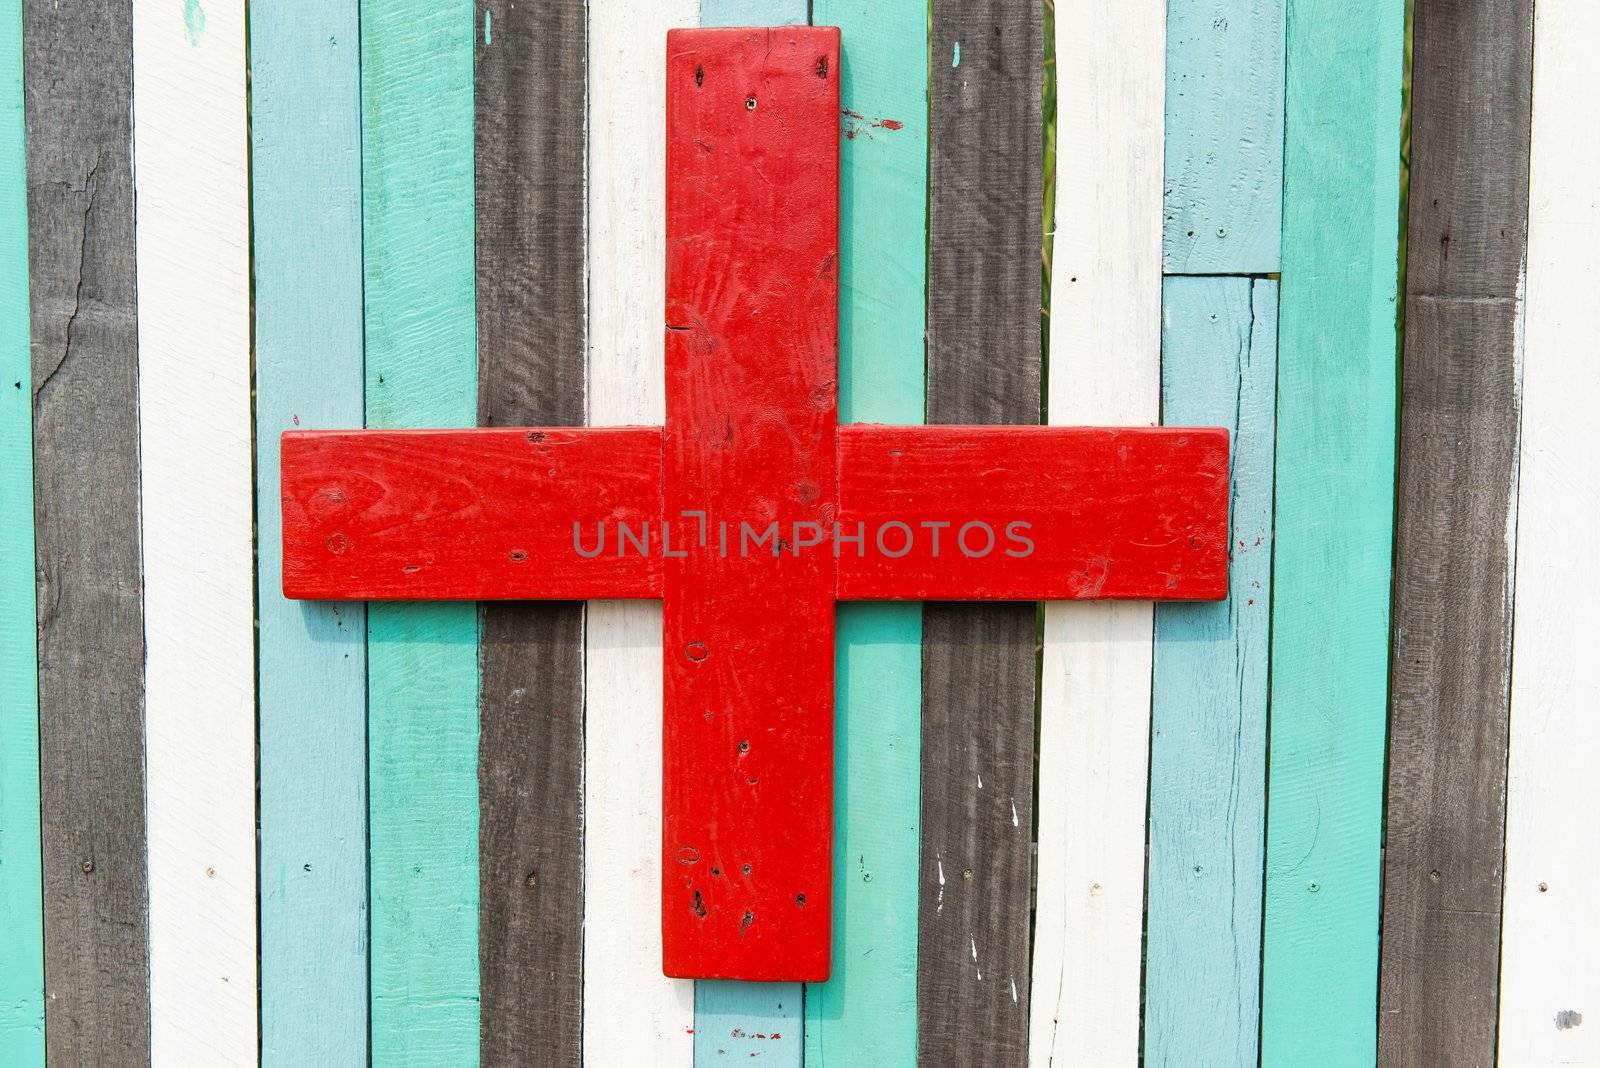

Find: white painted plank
<box><xmin>1497</xmin><ymin>0</ymin><xmax>1600</xmax><ymax>1061</ymax></box>
<box><xmin>1028</xmin><ymin>0</ymin><xmax>1164</xmax><ymax>1061</ymax></box>
<box><xmin>131</xmin><ymin>0</ymin><xmax>257</xmax><ymax>1061</ymax></box>
<box><xmin>584</xmin><ymin>0</ymin><xmax>698</xmax><ymax>1061</ymax></box>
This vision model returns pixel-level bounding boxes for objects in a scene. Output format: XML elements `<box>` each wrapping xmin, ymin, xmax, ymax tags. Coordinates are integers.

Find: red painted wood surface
<box><xmin>281</xmin><ymin>427</ymin><xmax>661</xmax><ymax>600</ymax></box>
<box><xmin>836</xmin><ymin>425</ymin><xmax>1230</xmax><ymax>601</ymax></box>
<box><xmin>277</xmin><ymin>25</ymin><xmax>1233</xmax><ymax>982</ymax></box>
<box><xmin>283</xmin><ymin>425</ymin><xmax>1228</xmax><ymax>603</ymax></box>
<box><xmin>661</xmin><ymin>25</ymin><xmax>840</xmax><ymax>980</ymax></box>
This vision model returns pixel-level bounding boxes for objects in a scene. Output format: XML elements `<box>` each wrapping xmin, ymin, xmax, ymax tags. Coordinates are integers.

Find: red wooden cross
<box><xmin>281</xmin><ymin>26</ymin><xmax>1229</xmax><ymax>982</ymax></box>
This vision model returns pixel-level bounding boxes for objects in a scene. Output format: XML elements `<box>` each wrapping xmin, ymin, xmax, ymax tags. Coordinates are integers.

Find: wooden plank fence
<box><xmin>5</xmin><ymin>0</ymin><xmax>1599</xmax><ymax>1063</ymax></box>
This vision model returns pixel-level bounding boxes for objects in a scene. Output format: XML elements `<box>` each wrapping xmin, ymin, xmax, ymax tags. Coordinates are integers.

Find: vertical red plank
<box><xmin>662</xmin><ymin>26</ymin><xmax>840</xmax><ymax>981</ymax></box>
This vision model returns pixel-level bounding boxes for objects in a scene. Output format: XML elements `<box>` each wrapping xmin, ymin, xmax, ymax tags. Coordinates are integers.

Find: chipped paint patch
<box><xmin>952</xmin><ymin>41</ymin><xmax>961</xmax><ymax>67</ymax></box>
<box><xmin>1556</xmin><ymin>1010</ymin><xmax>1583</xmax><ymax>1031</ymax></box>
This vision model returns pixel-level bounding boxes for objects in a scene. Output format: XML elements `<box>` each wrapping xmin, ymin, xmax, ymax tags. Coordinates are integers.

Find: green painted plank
<box><xmin>251</xmin><ymin>0</ymin><xmax>369</xmax><ymax>1061</ymax></box>
<box><xmin>1146</xmin><ymin>276</ymin><xmax>1277</xmax><ymax>1066</ymax></box>
<box><xmin>690</xmin><ymin>2</ymin><xmax>809</xmax><ymax>1062</ymax></box>
<box><xmin>1163</xmin><ymin>0</ymin><xmax>1285</xmax><ymax>273</ymax></box>
<box><xmin>361</xmin><ymin>2</ymin><xmax>480</xmax><ymax>1063</ymax></box>
<box><xmin>1261</xmin><ymin>0</ymin><xmax>1404</xmax><ymax>1059</ymax></box>
<box><xmin>0</xmin><ymin>0</ymin><xmax>42</xmax><ymax>1059</ymax></box>
<box><xmin>804</xmin><ymin>0</ymin><xmax>926</xmax><ymax>1062</ymax></box>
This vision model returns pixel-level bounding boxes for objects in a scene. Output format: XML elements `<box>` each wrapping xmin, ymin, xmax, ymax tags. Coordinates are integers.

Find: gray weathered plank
<box><xmin>1377</xmin><ymin>0</ymin><xmax>1533</xmax><ymax>1062</ymax></box>
<box><xmin>23</xmin><ymin>0</ymin><xmax>150</xmax><ymax>1060</ymax></box>
<box><xmin>475</xmin><ymin>2</ymin><xmax>588</xmax><ymax>1063</ymax></box>
<box><xmin>921</xmin><ymin>0</ymin><xmax>1043</xmax><ymax>1061</ymax></box>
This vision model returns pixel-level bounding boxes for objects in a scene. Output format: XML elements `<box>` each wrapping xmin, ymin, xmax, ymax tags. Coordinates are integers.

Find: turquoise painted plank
<box><xmin>702</xmin><ymin>0</ymin><xmax>805</xmax><ymax>24</ymax></box>
<box><xmin>804</xmin><ymin>1</ymin><xmax>925</xmax><ymax>1062</ymax></box>
<box><xmin>1163</xmin><ymin>0</ymin><xmax>1285</xmax><ymax>273</ymax></box>
<box><xmin>361</xmin><ymin>2</ymin><xmax>480</xmax><ymax>1064</ymax></box>
<box><xmin>251</xmin><ymin>0</ymin><xmax>368</xmax><ymax>1062</ymax></box>
<box><xmin>1146</xmin><ymin>277</ymin><xmax>1277</xmax><ymax>1066</ymax></box>
<box><xmin>0</xmin><ymin>0</ymin><xmax>43</xmax><ymax>1060</ymax></box>
<box><xmin>690</xmin><ymin>2</ymin><xmax>810</xmax><ymax>1063</ymax></box>
<box><xmin>1261</xmin><ymin>0</ymin><xmax>1403</xmax><ymax>1059</ymax></box>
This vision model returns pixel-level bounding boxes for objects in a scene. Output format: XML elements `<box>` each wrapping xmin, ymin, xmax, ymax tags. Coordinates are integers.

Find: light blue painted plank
<box><xmin>1261</xmin><ymin>0</ymin><xmax>1403</xmax><ymax>1056</ymax></box>
<box><xmin>1146</xmin><ymin>276</ymin><xmax>1277</xmax><ymax>1066</ymax></box>
<box><xmin>250</xmin><ymin>1</ymin><xmax>369</xmax><ymax>1062</ymax></box>
<box><xmin>690</xmin><ymin>1</ymin><xmax>810</xmax><ymax>1062</ymax></box>
<box><xmin>1163</xmin><ymin>0</ymin><xmax>1285</xmax><ymax>273</ymax></box>
<box><xmin>803</xmin><ymin>7</ymin><xmax>926</xmax><ymax>1060</ymax></box>
<box><xmin>361</xmin><ymin>1</ymin><xmax>481</xmax><ymax>1063</ymax></box>
<box><xmin>0</xmin><ymin>0</ymin><xmax>43</xmax><ymax>1059</ymax></box>
<box><xmin>702</xmin><ymin>0</ymin><xmax>806</xmax><ymax>24</ymax></box>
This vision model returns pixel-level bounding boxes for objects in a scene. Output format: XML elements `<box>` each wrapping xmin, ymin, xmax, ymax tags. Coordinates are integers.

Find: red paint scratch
<box><xmin>876</xmin><ymin>118</ymin><xmax>903</xmax><ymax>130</ymax></box>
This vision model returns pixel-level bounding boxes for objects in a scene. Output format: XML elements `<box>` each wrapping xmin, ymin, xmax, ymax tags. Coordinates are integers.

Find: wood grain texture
<box><xmin>921</xmin><ymin>10</ymin><xmax>1040</xmax><ymax>1048</ymax></box>
<box><xmin>474</xmin><ymin>3</ymin><xmax>587</xmax><ymax>1060</ymax></box>
<box><xmin>691</xmin><ymin>0</ymin><xmax>807</xmax><ymax>1054</ymax></box>
<box><xmin>1162</xmin><ymin>0</ymin><xmax>1284</xmax><ymax>273</ymax></box>
<box><xmin>361</xmin><ymin>1</ymin><xmax>481</xmax><ymax>1062</ymax></box>
<box><xmin>251</xmin><ymin>0</ymin><xmax>369</xmax><ymax>1061</ymax></box>
<box><xmin>584</xmin><ymin>0</ymin><xmax>697</xmax><ymax>1058</ymax></box>
<box><xmin>662</xmin><ymin>26</ymin><xmax>841</xmax><ymax>981</ymax></box>
<box><xmin>1145</xmin><ymin>277</ymin><xmax>1276</xmax><ymax>1067</ymax></box>
<box><xmin>0</xmin><ymin>2</ymin><xmax>42</xmax><ymax>1058</ymax></box>
<box><xmin>1260</xmin><ymin>0</ymin><xmax>1404</xmax><ymax>1059</ymax></box>
<box><xmin>1029</xmin><ymin>0</ymin><xmax>1163</xmax><ymax>1061</ymax></box>
<box><xmin>804</xmin><ymin>0</ymin><xmax>925</xmax><ymax>1061</ymax></box>
<box><xmin>131</xmin><ymin>0</ymin><xmax>257</xmax><ymax>1057</ymax></box>
<box><xmin>23</xmin><ymin>0</ymin><xmax>151</xmax><ymax>1059</ymax></box>
<box><xmin>1377</xmin><ymin>0</ymin><xmax>1531</xmax><ymax>1062</ymax></box>
<box><xmin>1497</xmin><ymin>0</ymin><xmax>1600</xmax><ymax>1061</ymax></box>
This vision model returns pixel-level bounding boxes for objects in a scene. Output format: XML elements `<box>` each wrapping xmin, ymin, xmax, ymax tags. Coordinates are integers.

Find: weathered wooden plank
<box><xmin>1162</xmin><ymin>0</ymin><xmax>1284</xmax><ymax>273</ymax></box>
<box><xmin>690</xmin><ymin>0</ymin><xmax>807</xmax><ymax>1053</ymax></box>
<box><xmin>361</xmin><ymin>1</ymin><xmax>481</xmax><ymax>1062</ymax></box>
<box><xmin>1377</xmin><ymin>0</ymin><xmax>1531</xmax><ymax>1062</ymax></box>
<box><xmin>23</xmin><ymin>0</ymin><xmax>151</xmax><ymax>1059</ymax></box>
<box><xmin>1497</xmin><ymin>0</ymin><xmax>1600</xmax><ymax>1061</ymax></box>
<box><xmin>1145</xmin><ymin>276</ymin><xmax>1276</xmax><ymax>1066</ymax></box>
<box><xmin>662</xmin><ymin>25</ymin><xmax>841</xmax><ymax>982</ymax></box>
<box><xmin>475</xmin><ymin>2</ymin><xmax>587</xmax><ymax>1063</ymax></box>
<box><xmin>803</xmin><ymin>0</ymin><xmax>925</xmax><ymax>1060</ymax></box>
<box><xmin>584</xmin><ymin>0</ymin><xmax>698</xmax><ymax>1058</ymax></box>
<box><xmin>131</xmin><ymin>0</ymin><xmax>257</xmax><ymax>1057</ymax></box>
<box><xmin>0</xmin><ymin>3</ymin><xmax>42</xmax><ymax>1059</ymax></box>
<box><xmin>920</xmin><ymin>8</ymin><xmax>1040</xmax><ymax>1049</ymax></box>
<box><xmin>251</xmin><ymin>0</ymin><xmax>369</xmax><ymax>1060</ymax></box>
<box><xmin>1029</xmin><ymin>0</ymin><xmax>1164</xmax><ymax>1060</ymax></box>
<box><xmin>1260</xmin><ymin>0</ymin><xmax>1404</xmax><ymax>1058</ymax></box>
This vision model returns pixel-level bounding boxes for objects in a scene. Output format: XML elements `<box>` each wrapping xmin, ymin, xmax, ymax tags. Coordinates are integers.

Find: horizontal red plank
<box><xmin>281</xmin><ymin>427</ymin><xmax>663</xmax><ymax>600</ymax></box>
<box><xmin>835</xmin><ymin>424</ymin><xmax>1230</xmax><ymax>601</ymax></box>
<box><xmin>282</xmin><ymin>424</ymin><xmax>1229</xmax><ymax>603</ymax></box>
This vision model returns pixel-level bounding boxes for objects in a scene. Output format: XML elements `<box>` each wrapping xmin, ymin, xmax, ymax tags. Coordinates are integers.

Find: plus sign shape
<box><xmin>280</xmin><ymin>26</ymin><xmax>1230</xmax><ymax>982</ymax></box>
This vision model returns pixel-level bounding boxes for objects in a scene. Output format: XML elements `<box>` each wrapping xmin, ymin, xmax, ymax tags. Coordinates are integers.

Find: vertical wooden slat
<box><xmin>584</xmin><ymin>0</ymin><xmax>697</xmax><ymax>1060</ymax></box>
<box><xmin>1145</xmin><ymin>276</ymin><xmax>1277</xmax><ymax>1065</ymax></box>
<box><xmin>1028</xmin><ymin>0</ymin><xmax>1163</xmax><ymax>1061</ymax></box>
<box><xmin>361</xmin><ymin>2</ymin><xmax>481</xmax><ymax>1062</ymax></box>
<box><xmin>475</xmin><ymin>1</ymin><xmax>588</xmax><ymax>1063</ymax></box>
<box><xmin>1377</xmin><ymin>0</ymin><xmax>1531</xmax><ymax>1061</ymax></box>
<box><xmin>1162</xmin><ymin>0</ymin><xmax>1285</xmax><ymax>274</ymax></box>
<box><xmin>0</xmin><ymin>1</ymin><xmax>42</xmax><ymax>1059</ymax></box>
<box><xmin>24</xmin><ymin>0</ymin><xmax>150</xmax><ymax>1059</ymax></box>
<box><xmin>1497</xmin><ymin>0</ymin><xmax>1600</xmax><ymax>1061</ymax></box>
<box><xmin>131</xmin><ymin>0</ymin><xmax>257</xmax><ymax>1057</ymax></box>
<box><xmin>251</xmin><ymin>0</ymin><xmax>369</xmax><ymax>1061</ymax></box>
<box><xmin>1259</xmin><ymin>0</ymin><xmax>1404</xmax><ymax>1059</ymax></box>
<box><xmin>919</xmin><ymin>0</ymin><xmax>1042</xmax><ymax>1061</ymax></box>
<box><xmin>690</xmin><ymin>1</ymin><xmax>808</xmax><ymax>1060</ymax></box>
<box><xmin>803</xmin><ymin>0</ymin><xmax>926</xmax><ymax>1061</ymax></box>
